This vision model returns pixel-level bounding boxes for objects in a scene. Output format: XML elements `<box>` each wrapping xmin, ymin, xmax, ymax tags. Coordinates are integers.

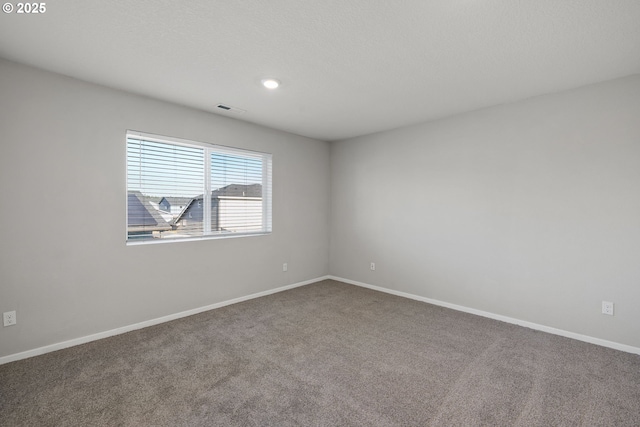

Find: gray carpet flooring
<box><xmin>1</xmin><ymin>280</ymin><xmax>639</xmax><ymax>426</ymax></box>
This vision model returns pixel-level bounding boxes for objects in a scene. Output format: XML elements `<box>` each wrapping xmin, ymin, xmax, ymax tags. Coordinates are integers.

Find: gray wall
<box><xmin>330</xmin><ymin>75</ymin><xmax>640</xmax><ymax>348</ymax></box>
<box><xmin>0</xmin><ymin>59</ymin><xmax>331</xmax><ymax>358</ymax></box>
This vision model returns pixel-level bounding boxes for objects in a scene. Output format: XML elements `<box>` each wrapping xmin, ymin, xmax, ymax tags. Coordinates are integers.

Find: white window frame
<box><xmin>126</xmin><ymin>131</ymin><xmax>272</xmax><ymax>245</ymax></box>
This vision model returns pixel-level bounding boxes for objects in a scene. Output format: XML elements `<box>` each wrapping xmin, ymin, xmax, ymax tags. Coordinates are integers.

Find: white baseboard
<box><xmin>0</xmin><ymin>276</ymin><xmax>330</xmax><ymax>365</ymax></box>
<box><xmin>4</xmin><ymin>274</ymin><xmax>636</xmax><ymax>365</ymax></box>
<box><xmin>328</xmin><ymin>275</ymin><xmax>640</xmax><ymax>356</ymax></box>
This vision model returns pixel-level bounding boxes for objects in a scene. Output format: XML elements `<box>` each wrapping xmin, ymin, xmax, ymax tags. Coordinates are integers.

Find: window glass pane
<box><xmin>127</xmin><ymin>137</ymin><xmax>204</xmax><ymax>241</ymax></box>
<box><xmin>211</xmin><ymin>153</ymin><xmax>264</xmax><ymax>234</ymax></box>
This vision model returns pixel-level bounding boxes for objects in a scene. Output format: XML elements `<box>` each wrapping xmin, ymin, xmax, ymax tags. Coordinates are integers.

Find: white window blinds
<box><xmin>126</xmin><ymin>131</ymin><xmax>272</xmax><ymax>243</ymax></box>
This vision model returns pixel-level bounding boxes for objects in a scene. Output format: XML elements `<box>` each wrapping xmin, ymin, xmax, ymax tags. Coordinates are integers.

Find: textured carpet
<box><xmin>1</xmin><ymin>280</ymin><xmax>639</xmax><ymax>426</ymax></box>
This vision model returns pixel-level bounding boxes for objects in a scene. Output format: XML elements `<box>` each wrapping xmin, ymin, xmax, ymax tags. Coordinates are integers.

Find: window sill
<box><xmin>126</xmin><ymin>231</ymin><xmax>272</xmax><ymax>246</ymax></box>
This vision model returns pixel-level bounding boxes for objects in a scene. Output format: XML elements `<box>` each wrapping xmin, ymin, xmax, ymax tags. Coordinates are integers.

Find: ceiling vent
<box><xmin>216</xmin><ymin>104</ymin><xmax>246</xmax><ymax>114</ymax></box>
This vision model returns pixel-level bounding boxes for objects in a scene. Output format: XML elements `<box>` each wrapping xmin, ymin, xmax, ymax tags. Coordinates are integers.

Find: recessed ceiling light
<box><xmin>261</xmin><ymin>78</ymin><xmax>280</xmax><ymax>89</ymax></box>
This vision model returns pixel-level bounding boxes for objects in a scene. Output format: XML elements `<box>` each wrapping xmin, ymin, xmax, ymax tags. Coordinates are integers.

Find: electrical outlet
<box><xmin>3</xmin><ymin>311</ymin><xmax>16</xmax><ymax>327</ymax></box>
<box><xmin>370</xmin><ymin>262</ymin><xmax>376</xmax><ymax>271</ymax></box>
<box><xmin>602</xmin><ymin>301</ymin><xmax>614</xmax><ymax>316</ymax></box>
<box><xmin>283</xmin><ymin>263</ymin><xmax>288</xmax><ymax>272</ymax></box>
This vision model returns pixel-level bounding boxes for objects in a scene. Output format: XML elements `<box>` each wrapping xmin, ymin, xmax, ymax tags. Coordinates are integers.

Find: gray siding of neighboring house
<box><xmin>173</xmin><ymin>184</ymin><xmax>263</xmax><ymax>234</ymax></box>
<box><xmin>175</xmin><ymin>198</ymin><xmax>205</xmax><ymax>234</ymax></box>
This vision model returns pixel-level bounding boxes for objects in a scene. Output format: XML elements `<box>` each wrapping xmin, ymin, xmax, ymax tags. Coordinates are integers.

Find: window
<box><xmin>126</xmin><ymin>131</ymin><xmax>272</xmax><ymax>243</ymax></box>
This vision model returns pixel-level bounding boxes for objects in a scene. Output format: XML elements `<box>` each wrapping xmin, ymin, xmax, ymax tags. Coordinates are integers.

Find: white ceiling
<box><xmin>1</xmin><ymin>1</ymin><xmax>639</xmax><ymax>141</ymax></box>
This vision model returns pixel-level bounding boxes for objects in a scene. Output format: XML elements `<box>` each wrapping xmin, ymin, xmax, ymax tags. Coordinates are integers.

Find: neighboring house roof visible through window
<box><xmin>212</xmin><ymin>183</ymin><xmax>262</xmax><ymax>198</ymax></box>
<box><xmin>127</xmin><ymin>191</ymin><xmax>172</xmax><ymax>233</ymax></box>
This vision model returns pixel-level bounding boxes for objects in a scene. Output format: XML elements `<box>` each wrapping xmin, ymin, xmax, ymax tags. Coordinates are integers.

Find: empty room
<box><xmin>1</xmin><ymin>1</ymin><xmax>639</xmax><ymax>426</ymax></box>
